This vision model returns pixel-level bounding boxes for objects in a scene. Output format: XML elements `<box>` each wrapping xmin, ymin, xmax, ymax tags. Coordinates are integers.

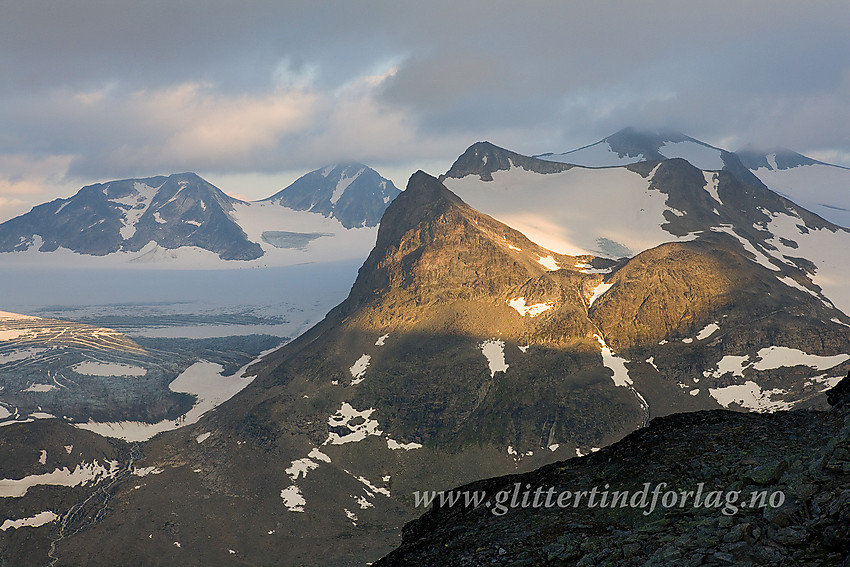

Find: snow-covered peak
<box><xmin>538</xmin><ymin>128</ymin><xmax>728</xmax><ymax>171</ymax></box>
<box><xmin>264</xmin><ymin>162</ymin><xmax>400</xmax><ymax>228</ymax></box>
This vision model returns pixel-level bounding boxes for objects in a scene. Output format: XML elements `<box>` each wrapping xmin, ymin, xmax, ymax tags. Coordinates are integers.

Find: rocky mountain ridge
<box><xmin>537</xmin><ymin>127</ymin><xmax>850</xmax><ymax>228</ymax></box>
<box><xmin>0</xmin><ymin>164</ymin><xmax>399</xmax><ymax>265</ymax></box>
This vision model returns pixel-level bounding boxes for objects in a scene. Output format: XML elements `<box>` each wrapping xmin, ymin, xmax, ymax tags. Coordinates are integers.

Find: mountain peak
<box><xmin>265</xmin><ymin>162</ymin><xmax>401</xmax><ymax>228</ymax></box>
<box><xmin>735</xmin><ymin>146</ymin><xmax>824</xmax><ymax>171</ymax></box>
<box><xmin>442</xmin><ymin>141</ymin><xmax>572</xmax><ymax>181</ymax></box>
<box><xmin>371</xmin><ymin>170</ymin><xmax>463</xmax><ymax>245</ymax></box>
<box><xmin>338</xmin><ymin>170</ymin><xmax>579</xmax><ymax>321</ymax></box>
<box><xmin>0</xmin><ymin>172</ymin><xmax>262</xmax><ymax>260</ymax></box>
<box><xmin>603</xmin><ymin>127</ymin><xmax>695</xmax><ymax>160</ymax></box>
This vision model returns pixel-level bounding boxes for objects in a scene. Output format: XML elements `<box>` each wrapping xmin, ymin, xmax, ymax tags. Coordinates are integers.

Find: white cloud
<box><xmin>1</xmin><ymin>0</ymin><xmax>849</xmax><ymax>211</ymax></box>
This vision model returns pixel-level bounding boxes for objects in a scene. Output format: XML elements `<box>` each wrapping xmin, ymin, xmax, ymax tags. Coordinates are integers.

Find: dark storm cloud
<box><xmin>1</xmin><ymin>0</ymin><xmax>849</xmax><ymax>218</ymax></box>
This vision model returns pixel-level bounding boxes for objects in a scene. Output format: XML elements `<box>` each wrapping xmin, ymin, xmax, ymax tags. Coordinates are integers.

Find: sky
<box><xmin>2</xmin><ymin>0</ymin><xmax>849</xmax><ymax>221</ymax></box>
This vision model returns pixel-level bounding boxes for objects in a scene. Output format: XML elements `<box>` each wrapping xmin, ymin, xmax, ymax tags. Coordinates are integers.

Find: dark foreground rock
<box><xmin>377</xmin><ymin>373</ymin><xmax>850</xmax><ymax>566</ymax></box>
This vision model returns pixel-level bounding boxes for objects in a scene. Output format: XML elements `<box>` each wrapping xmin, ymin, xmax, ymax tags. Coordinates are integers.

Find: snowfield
<box><xmin>74</xmin><ymin>356</ymin><xmax>261</xmax><ymax>442</ymax></box>
<box><xmin>538</xmin><ymin>138</ymin><xmax>726</xmax><ymax>171</ymax></box>
<box><xmin>0</xmin><ymin>460</ymin><xmax>120</xmax><ymax>498</ymax></box>
<box><xmin>752</xmin><ymin>161</ymin><xmax>850</xmax><ymax>228</ymax></box>
<box><xmin>444</xmin><ymin>165</ymin><xmax>697</xmax><ymax>258</ymax></box>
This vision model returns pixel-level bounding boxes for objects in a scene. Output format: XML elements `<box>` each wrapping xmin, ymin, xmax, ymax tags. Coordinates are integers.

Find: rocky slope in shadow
<box><xmin>377</xmin><ymin>374</ymin><xmax>850</xmax><ymax>566</ymax></box>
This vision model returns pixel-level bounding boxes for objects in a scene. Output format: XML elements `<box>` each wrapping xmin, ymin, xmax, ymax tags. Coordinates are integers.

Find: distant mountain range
<box><xmin>537</xmin><ymin>127</ymin><xmax>850</xmax><ymax>228</ymax></box>
<box><xmin>2</xmin><ymin>130</ymin><xmax>850</xmax><ymax>566</ymax></box>
<box><xmin>0</xmin><ymin>163</ymin><xmax>400</xmax><ymax>266</ymax></box>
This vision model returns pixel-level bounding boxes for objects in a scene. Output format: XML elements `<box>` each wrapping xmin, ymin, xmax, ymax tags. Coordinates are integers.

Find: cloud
<box><xmin>70</xmin><ymin>82</ymin><xmax>323</xmax><ymax>175</ymax></box>
<box><xmin>2</xmin><ymin>0</ymin><xmax>850</xmax><ymax>212</ymax></box>
<box><xmin>0</xmin><ymin>154</ymin><xmax>78</xmax><ymax>221</ymax></box>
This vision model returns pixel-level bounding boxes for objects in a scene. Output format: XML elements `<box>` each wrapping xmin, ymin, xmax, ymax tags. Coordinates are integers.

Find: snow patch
<box><xmin>595</xmin><ymin>335</ymin><xmax>632</xmax><ymax>387</ymax></box>
<box><xmin>595</xmin><ymin>334</ymin><xmax>650</xmax><ymax>420</ymax></box>
<box><xmin>508</xmin><ymin>297</ymin><xmax>553</xmax><ymax>317</ymax></box>
<box><xmin>806</xmin><ymin>374</ymin><xmax>844</xmax><ymax>391</ymax></box>
<box><xmin>538</xmin><ymin>142</ymin><xmax>643</xmax><ymax>167</ymax></box>
<box><xmin>375</xmin><ymin>334</ymin><xmax>389</xmax><ymax>346</ymax></box>
<box><xmin>286</xmin><ymin>458</ymin><xmax>320</xmax><ymax>480</ymax></box>
<box><xmin>659</xmin><ymin>141</ymin><xmax>725</xmax><ymax>170</ymax></box>
<box><xmin>324</xmin><ymin>403</ymin><xmax>383</xmax><ymax>445</ymax></box>
<box><xmin>752</xmin><ymin>346</ymin><xmax>849</xmax><ymax>371</ymax></box>
<box><xmin>588</xmin><ymin>282</ymin><xmax>613</xmax><ymax>308</ymax></box>
<box><xmin>763</xmin><ymin>210</ymin><xmax>850</xmax><ymax>314</ymax></box>
<box><xmin>349</xmin><ymin>354</ymin><xmax>371</xmax><ymax>385</ymax></box>
<box><xmin>116</xmin><ymin>182</ymin><xmax>160</xmax><ymax>239</ymax></box>
<box><xmin>444</xmin><ymin>165</ymin><xmax>695</xmax><ymax>259</ymax></box>
<box><xmin>353</xmin><ymin>474</ymin><xmax>391</xmax><ymax>497</ymax></box>
<box><xmin>703</xmin><ymin>172</ymin><xmax>722</xmax><ymax>203</ymax></box>
<box><xmin>0</xmin><ymin>460</ymin><xmax>120</xmax><ymax>498</ymax></box>
<box><xmin>752</xmin><ymin>162</ymin><xmax>850</xmax><ymax>228</ymax></box>
<box><xmin>195</xmin><ymin>432</ymin><xmax>211</xmax><ymax>444</ymax></box>
<box><xmin>22</xmin><ymin>383</ymin><xmax>56</xmax><ymax>393</ymax></box>
<box><xmin>281</xmin><ymin>485</ymin><xmax>306</xmax><ymax>512</ymax></box>
<box><xmin>778</xmin><ymin>276</ymin><xmax>821</xmax><ymax>299</ymax></box>
<box><xmin>76</xmin><ymin>359</ymin><xmax>256</xmax><ymax>442</ymax></box>
<box><xmin>1</xmin><ymin>511</ymin><xmax>58</xmax><ymax>531</ymax></box>
<box><xmin>0</xmin><ymin>347</ymin><xmax>48</xmax><ymax>364</ymax></box>
<box><xmin>330</xmin><ymin>168</ymin><xmax>364</xmax><ymax>205</ymax></box>
<box><xmin>0</xmin><ymin>329</ymin><xmax>28</xmax><ymax>341</ymax></box>
<box><xmin>708</xmin><ymin>381</ymin><xmax>793</xmax><ymax>412</ymax></box>
<box><xmin>537</xmin><ymin>255</ymin><xmax>560</xmax><ymax>271</ymax></box>
<box><xmin>0</xmin><ymin>311</ymin><xmax>40</xmax><ymax>321</ymax></box>
<box><xmin>705</xmin><ymin>355</ymin><xmax>750</xmax><ymax>379</ymax></box>
<box><xmin>72</xmin><ymin>361</ymin><xmax>147</xmax><ymax>377</ymax></box>
<box><xmin>696</xmin><ymin>322</ymin><xmax>720</xmax><ymax>340</ymax></box>
<box><xmin>710</xmin><ymin>225</ymin><xmax>780</xmax><ymax>272</ymax></box>
<box><xmin>479</xmin><ymin>339</ymin><xmax>509</xmax><ymax>377</ymax></box>
<box><xmin>386</xmin><ymin>438</ymin><xmax>422</xmax><ymax>451</ymax></box>
<box><xmin>132</xmin><ymin>466</ymin><xmax>163</xmax><ymax>477</ymax></box>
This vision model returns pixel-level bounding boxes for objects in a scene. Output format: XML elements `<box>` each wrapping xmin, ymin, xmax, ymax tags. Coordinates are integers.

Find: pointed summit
<box><xmin>265</xmin><ymin>162</ymin><xmax>400</xmax><ymax>228</ymax></box>
<box><xmin>341</xmin><ymin>170</ymin><xmax>580</xmax><ymax>317</ymax></box>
